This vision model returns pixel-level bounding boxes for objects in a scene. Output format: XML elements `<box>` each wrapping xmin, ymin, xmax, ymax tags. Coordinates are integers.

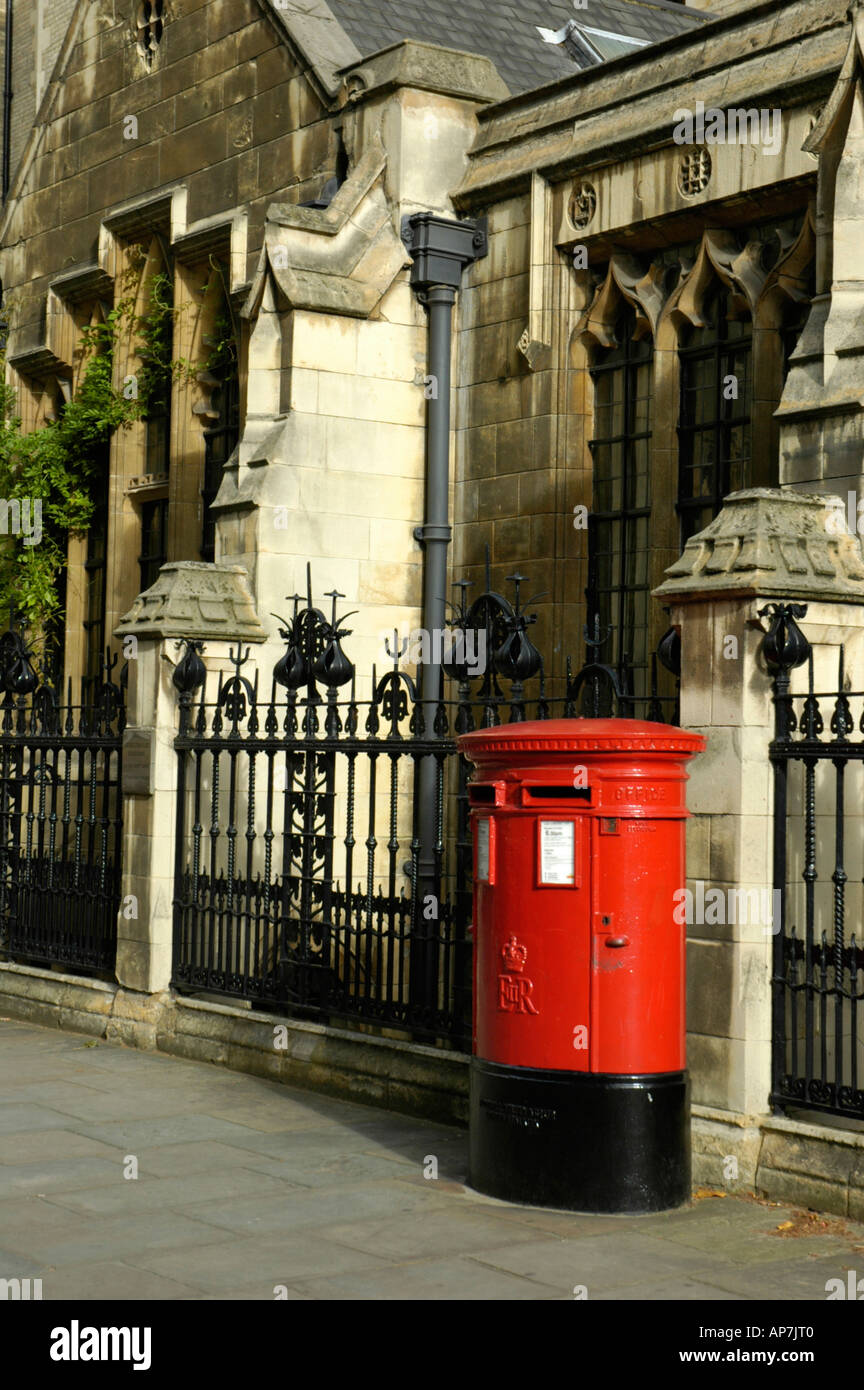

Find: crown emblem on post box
<box><xmin>501</xmin><ymin>936</ymin><xmax>528</xmax><ymax>973</ymax></box>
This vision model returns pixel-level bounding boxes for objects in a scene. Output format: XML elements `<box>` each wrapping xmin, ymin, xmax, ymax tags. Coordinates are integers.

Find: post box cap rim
<box><xmin>457</xmin><ymin>717</ymin><xmax>706</xmax><ymax>757</ymax></box>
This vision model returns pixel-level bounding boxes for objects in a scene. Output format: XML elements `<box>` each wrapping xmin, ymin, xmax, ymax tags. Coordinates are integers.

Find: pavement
<box><xmin>1</xmin><ymin>1019</ymin><xmax>863</xmax><ymax>1301</ymax></box>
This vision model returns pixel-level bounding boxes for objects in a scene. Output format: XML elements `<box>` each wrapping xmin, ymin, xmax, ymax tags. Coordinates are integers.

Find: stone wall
<box><xmin>450</xmin><ymin>0</ymin><xmax>845</xmax><ymax>687</ymax></box>
<box><xmin>454</xmin><ymin>190</ymin><xmax>582</xmax><ymax>670</ymax></box>
<box><xmin>1</xmin><ymin>0</ymin><xmax>337</xmax><ymax>358</ymax></box>
<box><xmin>7</xmin><ymin>0</ymin><xmax>77</xmax><ymax>193</ymax></box>
<box><xmin>0</xmin><ymin>0</ymin><xmax>341</xmax><ymax>687</ymax></box>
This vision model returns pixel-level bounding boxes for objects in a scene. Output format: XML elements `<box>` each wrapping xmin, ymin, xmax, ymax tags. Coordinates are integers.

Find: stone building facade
<box><xmin>2</xmin><ymin>0</ymin><xmax>864</xmax><ymax>1214</ymax></box>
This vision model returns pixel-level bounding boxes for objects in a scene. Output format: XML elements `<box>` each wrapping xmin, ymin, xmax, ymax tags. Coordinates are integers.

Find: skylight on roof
<box><xmin>537</xmin><ymin>23</ymin><xmax>578</xmax><ymax>45</ymax></box>
<box><xmin>536</xmin><ymin>18</ymin><xmax>653</xmax><ymax>71</ymax></box>
<box><xmin>536</xmin><ymin>22</ymin><xmax>603</xmax><ymax>67</ymax></box>
<box><xmin>581</xmin><ymin>24</ymin><xmax>651</xmax><ymax>49</ymax></box>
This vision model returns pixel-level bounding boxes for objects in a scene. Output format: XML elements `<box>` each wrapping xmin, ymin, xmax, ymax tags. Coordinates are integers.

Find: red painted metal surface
<box><xmin>459</xmin><ymin>718</ymin><xmax>706</xmax><ymax>1075</ymax></box>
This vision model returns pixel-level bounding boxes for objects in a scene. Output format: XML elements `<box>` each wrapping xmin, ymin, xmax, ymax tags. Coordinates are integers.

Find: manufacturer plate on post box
<box><xmin>538</xmin><ymin>819</ymin><xmax>575</xmax><ymax>886</ymax></box>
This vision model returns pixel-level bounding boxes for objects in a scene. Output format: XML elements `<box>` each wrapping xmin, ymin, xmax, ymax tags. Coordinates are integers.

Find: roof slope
<box><xmin>327</xmin><ymin>0</ymin><xmax>709</xmax><ymax>95</ymax></box>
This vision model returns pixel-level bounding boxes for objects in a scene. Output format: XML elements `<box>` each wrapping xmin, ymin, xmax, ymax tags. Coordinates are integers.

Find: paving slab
<box><xmin>0</xmin><ymin>1128</ymin><xmax>126</xmax><ymax>1165</ymax></box>
<box><xmin>131</xmin><ymin>1231</ymin><xmax>394</xmax><ymax>1294</ymax></box>
<box><xmin>642</xmin><ymin>1209</ymin><xmax>851</xmax><ymax>1265</ymax></box>
<box><xmin>0</xmin><ymin>1247</ymin><xmax>44</xmax><ymax>1279</ymax></box>
<box><xmin>290</xmin><ymin>1254</ymin><xmax>562</xmax><ymax>1301</ymax></box>
<box><xmin>239</xmin><ymin>1148</ymin><xmax>431</xmax><ymax>1190</ymax></box>
<box><xmin>468</xmin><ymin>1230</ymin><xmax>744</xmax><ymax>1297</ymax></box>
<box><xmin>32</xmin><ymin>1260</ymin><xmax>203</xmax><ymax>1301</ymax></box>
<box><xmin>0</xmin><ymin>1103</ymin><xmax>105</xmax><ymax>1136</ymax></box>
<box><xmin>42</xmin><ymin>1167</ymin><xmax>297</xmax><ymax>1218</ymax></box>
<box><xmin>0</xmin><ymin>1194</ymin><xmax>92</xmax><ymax>1241</ymax></box>
<box><xmin>0</xmin><ymin>1081</ymin><xmax>111</xmax><ymax>1107</ymax></box>
<box><xmin>2</xmin><ymin>1209</ymin><xmax>230</xmax><ymax>1267</ymax></box>
<box><xmin>214</xmin><ymin>1124</ymin><xmax>421</xmax><ymax>1164</ymax></box>
<box><xmin>0</xmin><ymin>1156</ymin><xmax>126</xmax><ymax>1198</ymax></box>
<box><xmin>19</xmin><ymin>1089</ymin><xmax>214</xmax><ymax>1124</ymax></box>
<box><xmin>132</xmin><ymin>1139</ymin><xmax>294</xmax><ymax>1178</ymax></box>
<box><xmin>595</xmin><ymin>1277</ymin><xmax>747</xmax><ymax>1301</ymax></box>
<box><xmin>68</xmin><ymin>1113</ymin><xmax>291</xmax><ymax>1151</ymax></box>
<box><xmin>3</xmin><ymin>1019</ymin><xmax>864</xmax><ymax>1302</ymax></box>
<box><xmin>318</xmin><ymin>1206</ymin><xmax>553</xmax><ymax>1262</ymax></box>
<box><xmin>471</xmin><ymin>1203</ymin><xmax>643</xmax><ymax>1240</ymax></box>
<box><xmin>178</xmin><ymin>1176</ymin><xmax>446</xmax><ymax>1235</ymax></box>
<box><xmin>694</xmin><ymin>1251</ymin><xmax>864</xmax><ymax>1302</ymax></box>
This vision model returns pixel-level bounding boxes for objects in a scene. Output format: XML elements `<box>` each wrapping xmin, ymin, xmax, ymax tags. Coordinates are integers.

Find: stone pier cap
<box><xmin>114</xmin><ymin>561</ymin><xmax>266</xmax><ymax>642</ymax></box>
<box><xmin>654</xmin><ymin>488</ymin><xmax>864</xmax><ymax>604</ymax></box>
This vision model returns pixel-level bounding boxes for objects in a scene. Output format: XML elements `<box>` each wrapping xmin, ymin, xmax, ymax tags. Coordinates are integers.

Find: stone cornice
<box><xmin>48</xmin><ymin>264</ymin><xmax>114</xmax><ymax>306</ymax></box>
<box><xmin>654</xmin><ymin>489</ymin><xmax>864</xmax><ymax>604</ymax></box>
<box><xmin>336</xmin><ymin>40</ymin><xmax>508</xmax><ymax>107</ymax></box>
<box><xmin>452</xmin><ymin>0</ymin><xmax>846</xmax><ymax>209</ymax></box>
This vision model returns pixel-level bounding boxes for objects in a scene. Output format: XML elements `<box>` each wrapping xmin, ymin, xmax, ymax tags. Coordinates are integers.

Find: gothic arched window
<box><xmin>197</xmin><ymin>261</ymin><xmax>239</xmax><ymax>564</ymax></box>
<box><xmin>83</xmin><ymin>444</ymin><xmax>110</xmax><ymax>700</ymax></box>
<box><xmin>588</xmin><ymin>305</ymin><xmax>653</xmax><ymax>697</ymax></box>
<box><xmin>677</xmin><ymin>282</ymin><xmax>752</xmax><ymax>543</ymax></box>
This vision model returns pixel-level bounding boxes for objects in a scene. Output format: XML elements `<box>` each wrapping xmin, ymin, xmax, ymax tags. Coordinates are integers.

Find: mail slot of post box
<box><xmin>520</xmin><ymin>785</ymin><xmax>591</xmax><ymax>805</ymax></box>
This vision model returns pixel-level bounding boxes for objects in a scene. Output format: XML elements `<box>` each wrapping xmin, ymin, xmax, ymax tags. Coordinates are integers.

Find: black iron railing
<box><xmin>764</xmin><ymin>602</ymin><xmax>864</xmax><ymax>1121</ymax></box>
<box><xmin>171</xmin><ymin>563</ymin><xmax>681</xmax><ymax>1050</ymax></box>
<box><xmin>0</xmin><ymin>625</ymin><xmax>125</xmax><ymax>973</ymax></box>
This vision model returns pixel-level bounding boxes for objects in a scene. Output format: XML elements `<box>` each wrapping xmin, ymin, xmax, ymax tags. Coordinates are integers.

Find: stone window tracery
<box><xmin>136</xmin><ymin>1</ymin><xmax>165</xmax><ymax>67</ymax></box>
<box><xmin>678</xmin><ymin>147</ymin><xmax>712</xmax><ymax>197</ymax></box>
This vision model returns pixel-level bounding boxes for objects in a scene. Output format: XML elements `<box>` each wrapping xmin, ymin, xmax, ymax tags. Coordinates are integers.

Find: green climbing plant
<box><xmin>0</xmin><ymin>253</ymin><xmax>235</xmax><ymax>666</ymax></box>
<box><xmin>0</xmin><ymin>302</ymin><xmax>136</xmax><ymax>658</ymax></box>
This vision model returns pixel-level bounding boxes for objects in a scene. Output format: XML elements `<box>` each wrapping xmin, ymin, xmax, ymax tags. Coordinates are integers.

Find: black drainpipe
<box><xmin>2</xmin><ymin>0</ymin><xmax>12</xmax><ymax>202</ymax></box>
<box><xmin>402</xmin><ymin>211</ymin><xmax>487</xmax><ymax>1008</ymax></box>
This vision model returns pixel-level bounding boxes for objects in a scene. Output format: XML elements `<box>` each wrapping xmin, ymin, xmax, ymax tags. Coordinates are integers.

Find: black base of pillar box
<box><xmin>469</xmin><ymin>1058</ymin><xmax>690</xmax><ymax>1214</ymax></box>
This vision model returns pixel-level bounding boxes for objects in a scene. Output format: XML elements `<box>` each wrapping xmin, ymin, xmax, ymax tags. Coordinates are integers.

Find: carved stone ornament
<box><xmin>678</xmin><ymin>147</ymin><xmax>712</xmax><ymax>197</ymax></box>
<box><xmin>668</xmin><ymin>229</ymin><xmax>772</xmax><ymax>327</ymax></box>
<box><xmin>578</xmin><ymin>253</ymin><xmax>671</xmax><ymax>347</ymax></box>
<box><xmin>115</xmin><ymin>562</ymin><xmax>267</xmax><ymax>642</ymax></box>
<box><xmin>568</xmin><ymin>181</ymin><xmax>597</xmax><ymax>231</ymax></box>
<box><xmin>654</xmin><ymin>489</ymin><xmax>864</xmax><ymax>603</ymax></box>
<box><xmin>516</xmin><ymin>326</ymin><xmax>551</xmax><ymax>371</ymax></box>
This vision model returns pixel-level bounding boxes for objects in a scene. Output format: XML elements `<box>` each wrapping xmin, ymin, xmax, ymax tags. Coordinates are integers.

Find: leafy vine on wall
<box><xmin>0</xmin><ymin>256</ymin><xmax>237</xmax><ymax>665</ymax></box>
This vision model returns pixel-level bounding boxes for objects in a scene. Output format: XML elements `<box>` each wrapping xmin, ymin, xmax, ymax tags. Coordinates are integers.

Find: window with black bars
<box><xmin>142</xmin><ymin>266</ymin><xmax>173</xmax><ymax>479</ymax></box>
<box><xmin>144</xmin><ymin>390</ymin><xmax>171</xmax><ymax>477</ymax></box>
<box><xmin>200</xmin><ymin>372</ymin><xmax>239</xmax><ymax>563</ymax></box>
<box><xmin>83</xmin><ymin>445</ymin><xmax>110</xmax><ymax>701</ymax></box>
<box><xmin>677</xmin><ymin>283</ymin><xmax>752</xmax><ymax>544</ymax></box>
<box><xmin>588</xmin><ymin>307</ymin><xmax>653</xmax><ymax>700</ymax></box>
<box><xmin>139</xmin><ymin>499</ymin><xmax>167</xmax><ymax>592</ymax></box>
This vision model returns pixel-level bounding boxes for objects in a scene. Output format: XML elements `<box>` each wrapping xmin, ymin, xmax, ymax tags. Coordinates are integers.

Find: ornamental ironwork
<box><xmin>762</xmin><ymin>603</ymin><xmax>864</xmax><ymax>1122</ymax></box>
<box><xmin>171</xmin><ymin>560</ymin><xmax>681</xmax><ymax>1048</ymax></box>
<box><xmin>0</xmin><ymin>627</ymin><xmax>125</xmax><ymax>974</ymax></box>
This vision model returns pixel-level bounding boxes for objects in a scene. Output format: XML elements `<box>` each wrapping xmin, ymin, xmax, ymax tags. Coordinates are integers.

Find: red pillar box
<box><xmin>458</xmin><ymin>718</ymin><xmax>705</xmax><ymax>1214</ymax></box>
